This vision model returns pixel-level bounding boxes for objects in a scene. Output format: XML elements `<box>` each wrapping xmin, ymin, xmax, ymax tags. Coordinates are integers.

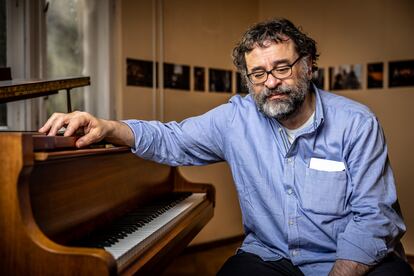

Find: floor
<box><xmin>161</xmin><ymin>240</ymin><xmax>241</xmax><ymax>276</ymax></box>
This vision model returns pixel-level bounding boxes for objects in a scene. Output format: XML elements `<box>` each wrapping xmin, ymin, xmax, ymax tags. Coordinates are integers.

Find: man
<box><xmin>39</xmin><ymin>19</ymin><xmax>413</xmax><ymax>275</ymax></box>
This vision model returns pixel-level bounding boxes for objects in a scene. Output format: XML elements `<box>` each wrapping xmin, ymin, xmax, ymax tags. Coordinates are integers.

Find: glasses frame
<box><xmin>246</xmin><ymin>55</ymin><xmax>303</xmax><ymax>85</ymax></box>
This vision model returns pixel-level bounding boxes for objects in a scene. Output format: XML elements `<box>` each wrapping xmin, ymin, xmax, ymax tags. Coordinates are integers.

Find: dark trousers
<box><xmin>217</xmin><ymin>251</ymin><xmax>414</xmax><ymax>276</ymax></box>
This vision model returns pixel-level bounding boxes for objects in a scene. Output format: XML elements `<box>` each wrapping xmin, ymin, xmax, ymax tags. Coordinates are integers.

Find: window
<box><xmin>2</xmin><ymin>0</ymin><xmax>113</xmax><ymax>130</ymax></box>
<box><xmin>45</xmin><ymin>0</ymin><xmax>114</xmax><ymax>119</ymax></box>
<box><xmin>46</xmin><ymin>0</ymin><xmax>85</xmax><ymax>116</ymax></box>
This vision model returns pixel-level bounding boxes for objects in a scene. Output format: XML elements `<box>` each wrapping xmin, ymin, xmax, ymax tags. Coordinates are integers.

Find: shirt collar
<box><xmin>312</xmin><ymin>82</ymin><xmax>325</xmax><ymax>131</ymax></box>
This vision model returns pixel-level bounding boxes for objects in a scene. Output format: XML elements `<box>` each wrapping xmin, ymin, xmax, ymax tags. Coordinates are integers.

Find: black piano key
<box><xmin>71</xmin><ymin>192</ymin><xmax>192</xmax><ymax>249</ymax></box>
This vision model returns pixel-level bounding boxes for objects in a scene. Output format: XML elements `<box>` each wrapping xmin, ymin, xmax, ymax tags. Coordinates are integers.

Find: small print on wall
<box><xmin>209</xmin><ymin>68</ymin><xmax>232</xmax><ymax>93</ymax></box>
<box><xmin>329</xmin><ymin>64</ymin><xmax>362</xmax><ymax>90</ymax></box>
<box><xmin>236</xmin><ymin>72</ymin><xmax>248</xmax><ymax>94</ymax></box>
<box><xmin>193</xmin><ymin>67</ymin><xmax>205</xmax><ymax>92</ymax></box>
<box><xmin>367</xmin><ymin>63</ymin><xmax>384</xmax><ymax>89</ymax></box>
<box><xmin>126</xmin><ymin>58</ymin><xmax>155</xmax><ymax>87</ymax></box>
<box><xmin>389</xmin><ymin>60</ymin><xmax>414</xmax><ymax>88</ymax></box>
<box><xmin>164</xmin><ymin>63</ymin><xmax>190</xmax><ymax>90</ymax></box>
<box><xmin>312</xmin><ymin>68</ymin><xmax>325</xmax><ymax>90</ymax></box>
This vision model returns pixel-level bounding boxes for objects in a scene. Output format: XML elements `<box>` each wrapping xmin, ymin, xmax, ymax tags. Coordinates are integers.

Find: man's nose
<box><xmin>264</xmin><ymin>73</ymin><xmax>282</xmax><ymax>89</ymax></box>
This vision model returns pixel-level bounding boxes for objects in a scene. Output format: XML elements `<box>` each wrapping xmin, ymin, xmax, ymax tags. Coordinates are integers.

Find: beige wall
<box><xmin>118</xmin><ymin>0</ymin><xmax>414</xmax><ymax>253</ymax></box>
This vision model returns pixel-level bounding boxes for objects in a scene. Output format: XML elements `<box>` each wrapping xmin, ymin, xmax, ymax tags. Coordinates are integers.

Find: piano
<box><xmin>0</xmin><ymin>77</ymin><xmax>215</xmax><ymax>275</ymax></box>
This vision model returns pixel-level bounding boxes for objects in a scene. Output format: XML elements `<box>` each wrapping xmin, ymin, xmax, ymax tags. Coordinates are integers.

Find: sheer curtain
<box><xmin>5</xmin><ymin>0</ymin><xmax>46</xmax><ymax>130</ymax></box>
<box><xmin>81</xmin><ymin>0</ymin><xmax>115</xmax><ymax>119</ymax></box>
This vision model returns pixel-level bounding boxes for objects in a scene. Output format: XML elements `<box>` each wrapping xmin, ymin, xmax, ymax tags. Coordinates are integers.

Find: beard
<box><xmin>249</xmin><ymin>64</ymin><xmax>311</xmax><ymax>121</ymax></box>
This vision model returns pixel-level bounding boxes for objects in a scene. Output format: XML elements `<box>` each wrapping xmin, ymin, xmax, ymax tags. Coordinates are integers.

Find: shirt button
<box><xmin>288</xmin><ymin>219</ymin><xmax>294</xmax><ymax>225</ymax></box>
<box><xmin>292</xmin><ymin>249</ymin><xmax>299</xmax><ymax>256</ymax></box>
<box><xmin>287</xmin><ymin>188</ymin><xmax>293</xmax><ymax>195</ymax></box>
<box><xmin>287</xmin><ymin>158</ymin><xmax>292</xmax><ymax>163</ymax></box>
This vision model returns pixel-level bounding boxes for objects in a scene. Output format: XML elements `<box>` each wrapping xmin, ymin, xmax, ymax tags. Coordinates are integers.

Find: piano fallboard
<box><xmin>0</xmin><ymin>132</ymin><xmax>215</xmax><ymax>275</ymax></box>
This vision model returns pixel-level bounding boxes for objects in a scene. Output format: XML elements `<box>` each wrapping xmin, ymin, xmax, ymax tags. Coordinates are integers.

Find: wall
<box><xmin>118</xmin><ymin>0</ymin><xmax>414</xmax><ymax>253</ymax></box>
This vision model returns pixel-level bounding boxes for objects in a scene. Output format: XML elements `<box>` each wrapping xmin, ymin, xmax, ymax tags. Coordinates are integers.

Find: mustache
<box><xmin>263</xmin><ymin>86</ymin><xmax>291</xmax><ymax>98</ymax></box>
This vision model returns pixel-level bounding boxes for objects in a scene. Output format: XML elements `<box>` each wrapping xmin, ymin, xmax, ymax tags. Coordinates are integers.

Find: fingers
<box><xmin>38</xmin><ymin>112</ymin><xmax>57</xmax><ymax>134</ymax></box>
<box><xmin>48</xmin><ymin>114</ymin><xmax>70</xmax><ymax>136</ymax></box>
<box><xmin>39</xmin><ymin>111</ymin><xmax>91</xmax><ymax>137</ymax></box>
<box><xmin>39</xmin><ymin>111</ymin><xmax>107</xmax><ymax>148</ymax></box>
<box><xmin>76</xmin><ymin>127</ymin><xmax>104</xmax><ymax>148</ymax></box>
<box><xmin>38</xmin><ymin>112</ymin><xmax>67</xmax><ymax>136</ymax></box>
<box><xmin>64</xmin><ymin>113</ymin><xmax>89</xmax><ymax>137</ymax></box>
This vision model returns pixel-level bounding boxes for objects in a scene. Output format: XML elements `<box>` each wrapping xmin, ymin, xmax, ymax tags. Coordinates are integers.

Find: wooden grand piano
<box><xmin>0</xmin><ymin>77</ymin><xmax>215</xmax><ymax>275</ymax></box>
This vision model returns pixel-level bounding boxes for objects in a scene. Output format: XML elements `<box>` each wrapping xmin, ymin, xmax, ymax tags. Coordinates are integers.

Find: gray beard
<box><xmin>249</xmin><ymin>70</ymin><xmax>310</xmax><ymax>121</ymax></box>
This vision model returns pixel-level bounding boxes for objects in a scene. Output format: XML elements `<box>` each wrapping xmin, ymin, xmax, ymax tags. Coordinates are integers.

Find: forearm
<box><xmin>102</xmin><ymin>120</ymin><xmax>135</xmax><ymax>147</ymax></box>
<box><xmin>122</xmin><ymin>119</ymin><xmax>224</xmax><ymax>166</ymax></box>
<box><xmin>329</xmin><ymin>259</ymin><xmax>371</xmax><ymax>276</ymax></box>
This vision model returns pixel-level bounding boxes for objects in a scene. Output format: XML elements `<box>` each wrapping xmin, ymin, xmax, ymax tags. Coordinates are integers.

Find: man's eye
<box><xmin>274</xmin><ymin>67</ymin><xmax>290</xmax><ymax>74</ymax></box>
<box><xmin>253</xmin><ymin>72</ymin><xmax>266</xmax><ymax>78</ymax></box>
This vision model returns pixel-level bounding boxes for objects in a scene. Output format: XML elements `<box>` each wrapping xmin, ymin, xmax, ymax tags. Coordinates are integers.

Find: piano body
<box><xmin>0</xmin><ymin>77</ymin><xmax>215</xmax><ymax>275</ymax></box>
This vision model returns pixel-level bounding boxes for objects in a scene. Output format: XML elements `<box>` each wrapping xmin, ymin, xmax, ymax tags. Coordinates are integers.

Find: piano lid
<box><xmin>0</xmin><ymin>76</ymin><xmax>90</xmax><ymax>104</ymax></box>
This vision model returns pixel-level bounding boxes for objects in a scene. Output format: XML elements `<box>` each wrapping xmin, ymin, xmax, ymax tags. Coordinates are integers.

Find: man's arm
<box><xmin>333</xmin><ymin>116</ymin><xmax>405</xmax><ymax>269</ymax></box>
<box><xmin>39</xmin><ymin>102</ymin><xmax>230</xmax><ymax>166</ymax></box>
<box><xmin>329</xmin><ymin>260</ymin><xmax>371</xmax><ymax>276</ymax></box>
<box><xmin>38</xmin><ymin>111</ymin><xmax>134</xmax><ymax>148</ymax></box>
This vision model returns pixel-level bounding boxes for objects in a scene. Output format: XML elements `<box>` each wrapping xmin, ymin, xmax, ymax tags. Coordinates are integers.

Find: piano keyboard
<box><xmin>75</xmin><ymin>192</ymin><xmax>206</xmax><ymax>271</ymax></box>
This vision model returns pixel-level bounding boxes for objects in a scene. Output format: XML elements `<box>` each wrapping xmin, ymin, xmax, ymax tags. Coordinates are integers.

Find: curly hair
<box><xmin>232</xmin><ymin>18</ymin><xmax>319</xmax><ymax>76</ymax></box>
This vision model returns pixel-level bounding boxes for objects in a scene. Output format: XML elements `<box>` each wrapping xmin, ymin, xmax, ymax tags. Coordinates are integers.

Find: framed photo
<box><xmin>367</xmin><ymin>63</ymin><xmax>384</xmax><ymax>89</ymax></box>
<box><xmin>209</xmin><ymin>68</ymin><xmax>232</xmax><ymax>93</ymax></box>
<box><xmin>389</xmin><ymin>60</ymin><xmax>414</xmax><ymax>87</ymax></box>
<box><xmin>329</xmin><ymin>64</ymin><xmax>362</xmax><ymax>90</ymax></box>
<box><xmin>126</xmin><ymin>58</ymin><xmax>155</xmax><ymax>87</ymax></box>
<box><xmin>193</xmin><ymin>67</ymin><xmax>205</xmax><ymax>92</ymax></box>
<box><xmin>312</xmin><ymin>68</ymin><xmax>325</xmax><ymax>90</ymax></box>
<box><xmin>236</xmin><ymin>72</ymin><xmax>248</xmax><ymax>94</ymax></box>
<box><xmin>164</xmin><ymin>63</ymin><xmax>190</xmax><ymax>90</ymax></box>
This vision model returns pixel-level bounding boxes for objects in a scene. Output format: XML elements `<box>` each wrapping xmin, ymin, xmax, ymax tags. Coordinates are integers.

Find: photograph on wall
<box><xmin>329</xmin><ymin>64</ymin><xmax>362</xmax><ymax>90</ymax></box>
<box><xmin>389</xmin><ymin>60</ymin><xmax>414</xmax><ymax>88</ymax></box>
<box><xmin>236</xmin><ymin>72</ymin><xmax>248</xmax><ymax>94</ymax></box>
<box><xmin>209</xmin><ymin>68</ymin><xmax>232</xmax><ymax>93</ymax></box>
<box><xmin>193</xmin><ymin>66</ymin><xmax>205</xmax><ymax>92</ymax></box>
<box><xmin>312</xmin><ymin>68</ymin><xmax>325</xmax><ymax>90</ymax></box>
<box><xmin>126</xmin><ymin>58</ymin><xmax>155</xmax><ymax>87</ymax></box>
<box><xmin>164</xmin><ymin>63</ymin><xmax>190</xmax><ymax>90</ymax></box>
<box><xmin>367</xmin><ymin>62</ymin><xmax>384</xmax><ymax>89</ymax></box>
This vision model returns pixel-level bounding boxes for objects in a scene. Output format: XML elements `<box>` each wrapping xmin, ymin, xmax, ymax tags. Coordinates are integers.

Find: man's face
<box><xmin>245</xmin><ymin>40</ymin><xmax>311</xmax><ymax>121</ymax></box>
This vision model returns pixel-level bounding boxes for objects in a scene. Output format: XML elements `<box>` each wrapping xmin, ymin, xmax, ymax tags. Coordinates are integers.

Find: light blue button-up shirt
<box><xmin>124</xmin><ymin>86</ymin><xmax>406</xmax><ymax>275</ymax></box>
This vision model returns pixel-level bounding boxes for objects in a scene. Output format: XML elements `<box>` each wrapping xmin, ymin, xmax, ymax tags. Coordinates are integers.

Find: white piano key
<box><xmin>104</xmin><ymin>193</ymin><xmax>206</xmax><ymax>270</ymax></box>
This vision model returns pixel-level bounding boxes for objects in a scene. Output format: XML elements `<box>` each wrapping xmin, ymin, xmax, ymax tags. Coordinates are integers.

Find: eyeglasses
<box><xmin>246</xmin><ymin>55</ymin><xmax>303</xmax><ymax>85</ymax></box>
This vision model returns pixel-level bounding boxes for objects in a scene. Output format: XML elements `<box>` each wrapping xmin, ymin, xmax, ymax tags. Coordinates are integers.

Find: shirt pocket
<box><xmin>300</xmin><ymin>167</ymin><xmax>347</xmax><ymax>215</ymax></box>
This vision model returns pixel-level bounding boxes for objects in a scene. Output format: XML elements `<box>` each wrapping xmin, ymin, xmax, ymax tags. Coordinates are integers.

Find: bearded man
<box><xmin>40</xmin><ymin>18</ymin><xmax>413</xmax><ymax>276</ymax></box>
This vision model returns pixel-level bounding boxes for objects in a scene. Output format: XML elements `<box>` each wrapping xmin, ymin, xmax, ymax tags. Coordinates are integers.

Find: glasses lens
<box><xmin>250</xmin><ymin>72</ymin><xmax>267</xmax><ymax>84</ymax></box>
<box><xmin>272</xmin><ymin>67</ymin><xmax>292</xmax><ymax>79</ymax></box>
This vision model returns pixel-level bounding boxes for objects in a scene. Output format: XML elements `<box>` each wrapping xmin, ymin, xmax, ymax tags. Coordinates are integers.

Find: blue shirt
<box><xmin>124</xmin><ymin>86</ymin><xmax>406</xmax><ymax>275</ymax></box>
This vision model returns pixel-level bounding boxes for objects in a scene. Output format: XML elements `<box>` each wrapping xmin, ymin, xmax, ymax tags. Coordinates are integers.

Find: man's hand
<box><xmin>329</xmin><ymin>259</ymin><xmax>371</xmax><ymax>276</ymax></box>
<box><xmin>38</xmin><ymin>111</ymin><xmax>134</xmax><ymax>148</ymax></box>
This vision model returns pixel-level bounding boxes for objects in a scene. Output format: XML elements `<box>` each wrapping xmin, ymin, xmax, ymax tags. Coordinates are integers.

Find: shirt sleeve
<box><xmin>121</xmin><ymin>103</ymin><xmax>231</xmax><ymax>166</ymax></box>
<box><xmin>336</xmin><ymin>116</ymin><xmax>406</xmax><ymax>265</ymax></box>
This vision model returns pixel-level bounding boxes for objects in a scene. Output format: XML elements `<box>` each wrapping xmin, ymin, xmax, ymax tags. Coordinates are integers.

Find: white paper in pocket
<box><xmin>309</xmin><ymin>157</ymin><xmax>346</xmax><ymax>172</ymax></box>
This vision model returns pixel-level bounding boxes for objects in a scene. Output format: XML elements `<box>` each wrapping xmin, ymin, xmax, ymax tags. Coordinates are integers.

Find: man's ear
<box><xmin>306</xmin><ymin>57</ymin><xmax>313</xmax><ymax>80</ymax></box>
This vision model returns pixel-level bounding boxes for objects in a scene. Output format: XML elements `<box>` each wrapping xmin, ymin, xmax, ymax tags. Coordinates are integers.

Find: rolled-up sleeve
<box><xmin>336</xmin><ymin>116</ymin><xmax>406</xmax><ymax>265</ymax></box>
